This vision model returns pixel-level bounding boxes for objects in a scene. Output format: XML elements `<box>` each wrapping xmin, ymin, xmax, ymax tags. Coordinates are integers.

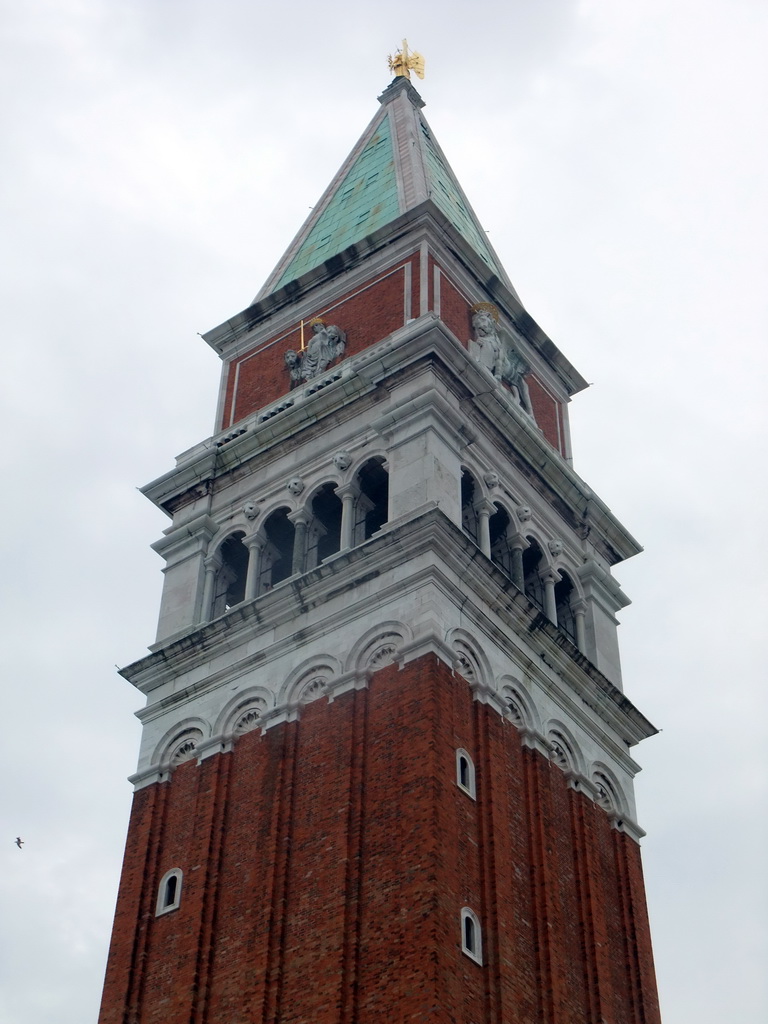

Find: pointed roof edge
<box><xmin>404</xmin><ymin>94</ymin><xmax>519</xmax><ymax>301</ymax></box>
<box><xmin>256</xmin><ymin>79</ymin><xmax>426</xmax><ymax>303</ymax></box>
<box><xmin>254</xmin><ymin>103</ymin><xmax>391</xmax><ymax>303</ymax></box>
<box><xmin>255</xmin><ymin>79</ymin><xmax>519</xmax><ymax>304</ymax></box>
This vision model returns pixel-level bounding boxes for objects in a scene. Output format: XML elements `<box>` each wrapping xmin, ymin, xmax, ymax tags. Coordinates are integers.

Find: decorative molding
<box><xmin>234</xmin><ymin>700</ymin><xmax>268</xmax><ymax>735</ymax></box>
<box><xmin>169</xmin><ymin>728</ymin><xmax>203</xmax><ymax>766</ymax></box>
<box><xmin>367</xmin><ymin>640</ymin><xmax>399</xmax><ymax>669</ymax></box>
<box><xmin>549</xmin><ymin>737</ymin><xmax>570</xmax><ymax>770</ymax></box>
<box><xmin>242</xmin><ymin>500</ymin><xmax>260</xmax><ymax>521</ymax></box>
<box><xmin>297</xmin><ymin>675</ymin><xmax>327</xmax><ymax>705</ymax></box>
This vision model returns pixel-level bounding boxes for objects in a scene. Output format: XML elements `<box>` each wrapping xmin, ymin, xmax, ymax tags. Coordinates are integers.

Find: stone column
<box><xmin>541</xmin><ymin>569</ymin><xmax>558</xmax><ymax>625</ymax></box>
<box><xmin>289</xmin><ymin>510</ymin><xmax>311</xmax><ymax>576</ymax></box>
<box><xmin>475</xmin><ymin>499</ymin><xmax>494</xmax><ymax>558</ymax></box>
<box><xmin>573</xmin><ymin>599</ymin><xmax>587</xmax><ymax>654</ymax></box>
<box><xmin>337</xmin><ymin>483</ymin><xmax>360</xmax><ymax>552</ymax></box>
<box><xmin>201</xmin><ymin>553</ymin><xmax>222</xmax><ymax>623</ymax></box>
<box><xmin>244</xmin><ymin>532</ymin><xmax>266</xmax><ymax>600</ymax></box>
<box><xmin>510</xmin><ymin>537</ymin><xmax>526</xmax><ymax>591</ymax></box>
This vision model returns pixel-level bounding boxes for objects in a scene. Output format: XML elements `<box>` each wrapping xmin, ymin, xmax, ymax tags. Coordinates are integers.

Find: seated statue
<box><xmin>469</xmin><ymin>303</ymin><xmax>502</xmax><ymax>379</ymax></box>
<box><xmin>284</xmin><ymin>319</ymin><xmax>347</xmax><ymax>386</ymax></box>
<box><xmin>469</xmin><ymin>302</ymin><xmax>535</xmax><ymax>419</ymax></box>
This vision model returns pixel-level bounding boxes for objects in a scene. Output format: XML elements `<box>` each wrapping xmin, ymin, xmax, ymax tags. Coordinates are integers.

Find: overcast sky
<box><xmin>1</xmin><ymin>1</ymin><xmax>766</xmax><ymax>1022</ymax></box>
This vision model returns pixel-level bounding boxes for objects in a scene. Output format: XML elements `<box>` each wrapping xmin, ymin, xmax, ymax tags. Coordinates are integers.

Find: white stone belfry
<box><xmin>124</xmin><ymin>77</ymin><xmax>653</xmax><ymax>839</ymax></box>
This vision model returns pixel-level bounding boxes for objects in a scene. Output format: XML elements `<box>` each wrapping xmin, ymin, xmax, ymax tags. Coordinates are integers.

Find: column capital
<box><xmin>474</xmin><ymin>498</ymin><xmax>496</xmax><ymax>518</ymax></box>
<box><xmin>288</xmin><ymin>508</ymin><xmax>312</xmax><ymax>527</ymax></box>
<box><xmin>508</xmin><ymin>530</ymin><xmax>528</xmax><ymax>551</ymax></box>
<box><xmin>336</xmin><ymin>482</ymin><xmax>361</xmax><ymax>501</ymax></box>
<box><xmin>243</xmin><ymin>530</ymin><xmax>267</xmax><ymax>552</ymax></box>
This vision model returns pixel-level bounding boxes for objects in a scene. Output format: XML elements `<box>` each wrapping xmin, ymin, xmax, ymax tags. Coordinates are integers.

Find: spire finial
<box><xmin>388</xmin><ymin>38</ymin><xmax>425</xmax><ymax>81</ymax></box>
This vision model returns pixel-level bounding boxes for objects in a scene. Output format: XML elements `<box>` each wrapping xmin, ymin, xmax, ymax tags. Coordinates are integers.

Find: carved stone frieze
<box><xmin>549</xmin><ymin>739</ymin><xmax>569</xmax><ymax>770</ymax></box>
<box><xmin>505</xmin><ymin>698</ymin><xmax>525</xmax><ymax>728</ymax></box>
<box><xmin>369</xmin><ymin>644</ymin><xmax>397</xmax><ymax>668</ymax></box>
<box><xmin>169</xmin><ymin>729</ymin><xmax>204</xmax><ymax>766</ymax></box>
<box><xmin>366</xmin><ymin>632</ymin><xmax>403</xmax><ymax>670</ymax></box>
<box><xmin>233</xmin><ymin>699</ymin><xmax>268</xmax><ymax>736</ymax></box>
<box><xmin>333</xmin><ymin>450</ymin><xmax>353</xmax><ymax>472</ymax></box>
<box><xmin>242</xmin><ymin>500</ymin><xmax>260</xmax><ymax>521</ymax></box>
<box><xmin>455</xmin><ymin>653</ymin><xmax>476</xmax><ymax>681</ymax></box>
<box><xmin>297</xmin><ymin>676</ymin><xmax>327</xmax><ymax>705</ymax></box>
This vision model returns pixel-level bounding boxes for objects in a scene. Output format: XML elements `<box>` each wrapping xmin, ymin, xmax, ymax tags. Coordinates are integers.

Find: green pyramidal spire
<box><xmin>255</xmin><ymin>78</ymin><xmax>517</xmax><ymax>302</ymax></box>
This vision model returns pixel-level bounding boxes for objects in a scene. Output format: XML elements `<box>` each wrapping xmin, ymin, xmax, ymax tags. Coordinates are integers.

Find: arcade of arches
<box><xmin>205</xmin><ymin>458</ymin><xmax>389</xmax><ymax>620</ymax></box>
<box><xmin>461</xmin><ymin>469</ymin><xmax>586</xmax><ymax>652</ymax></box>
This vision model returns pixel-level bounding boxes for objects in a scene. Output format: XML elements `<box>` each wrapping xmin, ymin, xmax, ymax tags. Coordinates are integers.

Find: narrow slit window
<box><xmin>464</xmin><ymin>914</ymin><xmax>475</xmax><ymax>950</ymax></box>
<box><xmin>460</xmin><ymin>908</ymin><xmax>483</xmax><ymax>964</ymax></box>
<box><xmin>155</xmin><ymin>868</ymin><xmax>183</xmax><ymax>916</ymax></box>
<box><xmin>455</xmin><ymin>748</ymin><xmax>476</xmax><ymax>799</ymax></box>
<box><xmin>164</xmin><ymin>875</ymin><xmax>177</xmax><ymax>906</ymax></box>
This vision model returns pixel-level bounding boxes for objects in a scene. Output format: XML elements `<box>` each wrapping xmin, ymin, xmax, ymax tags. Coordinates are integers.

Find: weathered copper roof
<box><xmin>256</xmin><ymin>78</ymin><xmax>517</xmax><ymax>300</ymax></box>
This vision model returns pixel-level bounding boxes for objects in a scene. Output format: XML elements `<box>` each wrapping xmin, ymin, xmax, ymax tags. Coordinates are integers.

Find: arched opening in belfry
<box><xmin>522</xmin><ymin>537</ymin><xmax>544</xmax><ymax>610</ymax></box>
<box><xmin>211</xmin><ymin>532</ymin><xmax>249</xmax><ymax>617</ymax></box>
<box><xmin>461</xmin><ymin>469</ymin><xmax>479</xmax><ymax>544</ymax></box>
<box><xmin>489</xmin><ymin>503</ymin><xmax>512</xmax><ymax>575</ymax></box>
<box><xmin>307</xmin><ymin>482</ymin><xmax>343</xmax><ymax>568</ymax></box>
<box><xmin>355</xmin><ymin>457</ymin><xmax>389</xmax><ymax>541</ymax></box>
<box><xmin>260</xmin><ymin>508</ymin><xmax>295</xmax><ymax>590</ymax></box>
<box><xmin>554</xmin><ymin>570</ymin><xmax>577</xmax><ymax>644</ymax></box>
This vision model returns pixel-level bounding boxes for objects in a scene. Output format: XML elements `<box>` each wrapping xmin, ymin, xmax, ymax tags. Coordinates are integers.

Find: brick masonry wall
<box><xmin>218</xmin><ymin>254</ymin><xmax>567</xmax><ymax>457</ymax></box>
<box><xmin>527</xmin><ymin>376</ymin><xmax>565</xmax><ymax>455</ymax></box>
<box><xmin>98</xmin><ymin>653</ymin><xmax>660</xmax><ymax>1024</ymax></box>
<box><xmin>220</xmin><ymin>255</ymin><xmax>420</xmax><ymax>428</ymax></box>
<box><xmin>434</xmin><ymin>261</ymin><xmax>470</xmax><ymax>345</ymax></box>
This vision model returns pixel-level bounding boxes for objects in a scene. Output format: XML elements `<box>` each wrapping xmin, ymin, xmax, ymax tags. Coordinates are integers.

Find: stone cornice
<box><xmin>150</xmin><ymin>513</ymin><xmax>219</xmax><ymax>564</ymax></box>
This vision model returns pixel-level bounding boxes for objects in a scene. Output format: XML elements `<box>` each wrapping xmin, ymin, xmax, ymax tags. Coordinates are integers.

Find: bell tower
<box><xmin>99</xmin><ymin>76</ymin><xmax>661</xmax><ymax>1024</ymax></box>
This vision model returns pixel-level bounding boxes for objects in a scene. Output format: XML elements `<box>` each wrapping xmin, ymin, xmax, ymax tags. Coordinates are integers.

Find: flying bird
<box><xmin>15</xmin><ymin>837</ymin><xmax>23</xmax><ymax>849</ymax></box>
